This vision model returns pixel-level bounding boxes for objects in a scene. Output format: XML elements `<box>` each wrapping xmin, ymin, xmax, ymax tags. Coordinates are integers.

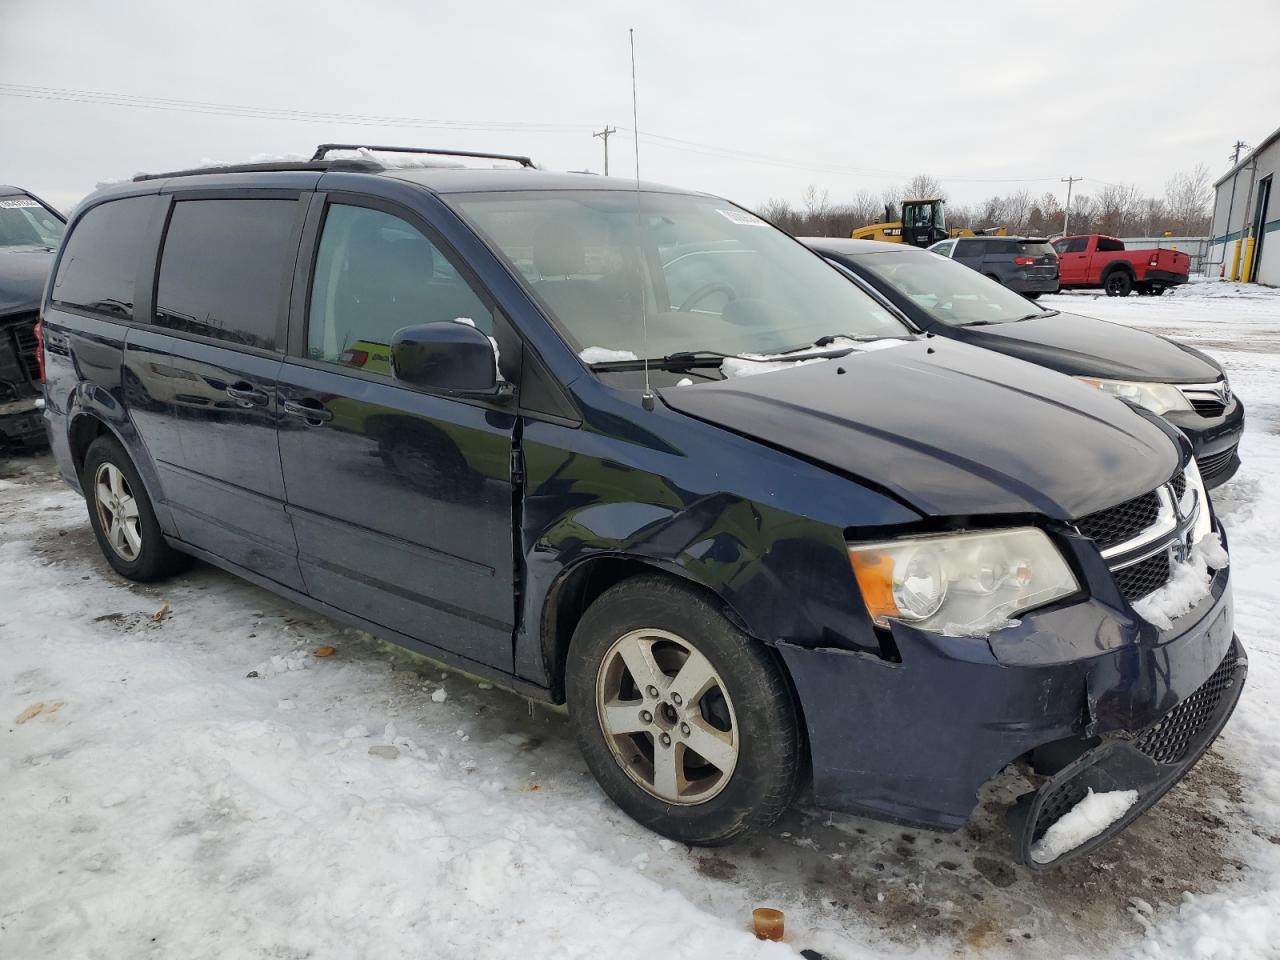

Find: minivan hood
<box><xmin>660</xmin><ymin>340</ymin><xmax>1179</xmax><ymax>520</ymax></box>
<box><xmin>956</xmin><ymin>312</ymin><xmax>1221</xmax><ymax>381</ymax></box>
<box><xmin>0</xmin><ymin>245</ymin><xmax>54</xmax><ymax>319</ymax></box>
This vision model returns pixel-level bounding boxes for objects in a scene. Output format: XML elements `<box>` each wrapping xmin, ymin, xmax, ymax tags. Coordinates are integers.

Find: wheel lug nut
<box><xmin>640</xmin><ymin>710</ymin><xmax>653</xmax><ymax>724</ymax></box>
<box><xmin>679</xmin><ymin>722</ymin><xmax>690</xmax><ymax>736</ymax></box>
<box><xmin>659</xmin><ymin>733</ymin><xmax>671</xmax><ymax>747</ymax></box>
<box><xmin>646</xmin><ymin>685</ymin><xmax>659</xmax><ymax>698</ymax></box>
<box><xmin>671</xmin><ymin>693</ymin><xmax>683</xmax><ymax>706</ymax></box>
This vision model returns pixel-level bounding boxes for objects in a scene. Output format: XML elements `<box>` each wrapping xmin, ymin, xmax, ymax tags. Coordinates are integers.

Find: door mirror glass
<box><xmin>391</xmin><ymin>321</ymin><xmax>504</xmax><ymax>397</ymax></box>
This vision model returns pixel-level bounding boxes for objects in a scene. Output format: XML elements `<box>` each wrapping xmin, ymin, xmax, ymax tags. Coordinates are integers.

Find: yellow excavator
<box><xmin>851</xmin><ymin>198</ymin><xmax>1007</xmax><ymax>247</ymax></box>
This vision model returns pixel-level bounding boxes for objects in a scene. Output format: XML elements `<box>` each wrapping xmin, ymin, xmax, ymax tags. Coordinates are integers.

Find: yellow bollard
<box><xmin>1241</xmin><ymin>236</ymin><xmax>1256</xmax><ymax>284</ymax></box>
<box><xmin>1229</xmin><ymin>239</ymin><xmax>1242</xmax><ymax>281</ymax></box>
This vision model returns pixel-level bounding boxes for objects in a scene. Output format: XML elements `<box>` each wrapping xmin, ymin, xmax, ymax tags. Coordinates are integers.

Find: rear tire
<box><xmin>1025</xmin><ymin>292</ymin><xmax>1042</xmax><ymax>300</ymax></box>
<box><xmin>1104</xmin><ymin>270</ymin><xmax>1133</xmax><ymax>297</ymax></box>
<box><xmin>566</xmin><ymin>575</ymin><xmax>803</xmax><ymax>846</ymax></box>
<box><xmin>985</xmin><ymin>273</ymin><xmax>1002</xmax><ymax>285</ymax></box>
<box><xmin>83</xmin><ymin>435</ymin><xmax>189</xmax><ymax>582</ymax></box>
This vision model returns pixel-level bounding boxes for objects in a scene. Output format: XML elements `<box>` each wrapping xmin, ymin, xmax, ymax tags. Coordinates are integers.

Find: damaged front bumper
<box><xmin>1009</xmin><ymin>636</ymin><xmax>1246</xmax><ymax>868</ymax></box>
<box><xmin>777</xmin><ymin>558</ymin><xmax>1240</xmax><ymax>865</ymax></box>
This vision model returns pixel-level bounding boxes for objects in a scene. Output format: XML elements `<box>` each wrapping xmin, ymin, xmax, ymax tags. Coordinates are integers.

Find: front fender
<box><xmin>514</xmin><ymin>406</ymin><xmax>920</xmax><ymax>688</ymax></box>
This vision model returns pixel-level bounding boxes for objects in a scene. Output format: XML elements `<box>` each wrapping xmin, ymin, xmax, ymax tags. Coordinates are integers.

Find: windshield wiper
<box><xmin>588</xmin><ymin>345</ymin><xmax>855</xmax><ymax>372</ymax></box>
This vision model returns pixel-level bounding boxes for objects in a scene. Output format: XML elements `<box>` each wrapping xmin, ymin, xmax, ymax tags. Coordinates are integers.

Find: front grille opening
<box><xmin>1190</xmin><ymin>397</ymin><xmax>1226</xmax><ymax>418</ymax></box>
<box><xmin>1113</xmin><ymin>551</ymin><xmax>1172</xmax><ymax>602</ymax></box>
<box><xmin>1031</xmin><ymin>779</ymin><xmax>1091</xmax><ymax>844</ymax></box>
<box><xmin>1198</xmin><ymin>447</ymin><xmax>1236</xmax><ymax>481</ymax></box>
<box><xmin>9</xmin><ymin>318</ymin><xmax>40</xmax><ymax>386</ymax></box>
<box><xmin>1131</xmin><ymin>645</ymin><xmax>1237</xmax><ymax>764</ymax></box>
<box><xmin>1075</xmin><ymin>491</ymin><xmax>1161</xmax><ymax>550</ymax></box>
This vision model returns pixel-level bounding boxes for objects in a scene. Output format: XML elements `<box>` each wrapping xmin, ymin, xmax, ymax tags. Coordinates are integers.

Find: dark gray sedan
<box><xmin>803</xmin><ymin>238</ymin><xmax>1243</xmax><ymax>489</ymax></box>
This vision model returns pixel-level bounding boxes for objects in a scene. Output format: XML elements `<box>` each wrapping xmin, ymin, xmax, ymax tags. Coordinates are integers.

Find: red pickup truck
<box><xmin>1052</xmin><ymin>234</ymin><xmax>1190</xmax><ymax>297</ymax></box>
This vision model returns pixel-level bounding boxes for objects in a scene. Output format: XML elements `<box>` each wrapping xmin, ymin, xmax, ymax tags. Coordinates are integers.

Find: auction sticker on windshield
<box><xmin>716</xmin><ymin>207</ymin><xmax>766</xmax><ymax>226</ymax></box>
<box><xmin>0</xmin><ymin>198</ymin><xmax>41</xmax><ymax>209</ymax></box>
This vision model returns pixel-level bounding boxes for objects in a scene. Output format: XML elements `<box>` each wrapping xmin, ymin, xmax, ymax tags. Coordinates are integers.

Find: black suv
<box><xmin>38</xmin><ymin>146</ymin><xmax>1244</xmax><ymax>867</ymax></box>
<box><xmin>930</xmin><ymin>235</ymin><xmax>1059</xmax><ymax>296</ymax></box>
<box><xmin>0</xmin><ymin>185</ymin><xmax>64</xmax><ymax>448</ymax></box>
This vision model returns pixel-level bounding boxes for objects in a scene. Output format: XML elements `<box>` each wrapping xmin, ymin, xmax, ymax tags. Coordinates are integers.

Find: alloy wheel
<box><xmin>94</xmin><ymin>462</ymin><xmax>142</xmax><ymax>561</ymax></box>
<box><xmin>594</xmin><ymin>627</ymin><xmax>739</xmax><ymax>805</ymax></box>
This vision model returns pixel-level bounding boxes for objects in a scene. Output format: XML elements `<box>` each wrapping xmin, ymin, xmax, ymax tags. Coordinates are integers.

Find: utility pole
<box><xmin>1061</xmin><ymin>176</ymin><xmax>1082</xmax><ymax>235</ymax></box>
<box><xmin>593</xmin><ymin>126</ymin><xmax>617</xmax><ymax>176</ymax></box>
<box><xmin>1230</xmin><ymin>140</ymin><xmax>1250</xmax><ymax>166</ymax></box>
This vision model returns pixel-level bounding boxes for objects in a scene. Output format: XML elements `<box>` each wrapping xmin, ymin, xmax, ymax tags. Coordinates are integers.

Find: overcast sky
<box><xmin>3</xmin><ymin>0</ymin><xmax>1278</xmax><ymax>215</ymax></box>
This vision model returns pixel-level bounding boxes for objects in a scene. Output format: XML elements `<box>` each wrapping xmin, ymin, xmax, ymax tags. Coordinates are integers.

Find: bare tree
<box><xmin>904</xmin><ymin>174</ymin><xmax>944</xmax><ymax>200</ymax></box>
<box><xmin>1001</xmin><ymin>190</ymin><xmax>1034</xmax><ymax>234</ymax></box>
<box><xmin>801</xmin><ymin>184</ymin><xmax>831</xmax><ymax>222</ymax></box>
<box><xmin>1164</xmin><ymin>163</ymin><xmax>1212</xmax><ymax>235</ymax></box>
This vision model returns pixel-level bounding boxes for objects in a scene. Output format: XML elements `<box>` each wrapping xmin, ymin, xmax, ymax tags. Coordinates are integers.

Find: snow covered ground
<box><xmin>3</xmin><ymin>279</ymin><xmax>1280</xmax><ymax>959</ymax></box>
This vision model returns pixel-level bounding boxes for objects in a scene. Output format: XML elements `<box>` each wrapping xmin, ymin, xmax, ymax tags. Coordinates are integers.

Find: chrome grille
<box><xmin>1113</xmin><ymin>551</ymin><xmax>1172</xmax><ymax>602</ymax></box>
<box><xmin>1074</xmin><ymin>491</ymin><xmax>1161</xmax><ymax>550</ymax></box>
<box><xmin>1179</xmin><ymin>382</ymin><xmax>1231</xmax><ymax>419</ymax></box>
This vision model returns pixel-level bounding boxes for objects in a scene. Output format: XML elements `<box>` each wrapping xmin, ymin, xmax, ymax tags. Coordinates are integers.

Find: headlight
<box><xmin>1075</xmin><ymin>377</ymin><xmax>1193</xmax><ymax>415</ymax></box>
<box><xmin>848</xmin><ymin>528</ymin><xmax>1079</xmax><ymax>636</ymax></box>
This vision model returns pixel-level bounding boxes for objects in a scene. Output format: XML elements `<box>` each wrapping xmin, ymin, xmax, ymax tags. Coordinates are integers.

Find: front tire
<box><xmin>566</xmin><ymin>575</ymin><xmax>803</xmax><ymax>846</ymax></box>
<box><xmin>83</xmin><ymin>435</ymin><xmax>189</xmax><ymax>582</ymax></box>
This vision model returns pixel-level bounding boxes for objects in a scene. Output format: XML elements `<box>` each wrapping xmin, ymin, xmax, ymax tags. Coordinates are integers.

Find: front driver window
<box><xmin>308</xmin><ymin>204</ymin><xmax>491</xmax><ymax>377</ymax></box>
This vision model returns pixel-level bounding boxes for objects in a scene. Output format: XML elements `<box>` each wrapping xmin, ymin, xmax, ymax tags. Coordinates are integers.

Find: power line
<box><xmin>0</xmin><ymin>81</ymin><xmax>1088</xmax><ymax>188</ymax></box>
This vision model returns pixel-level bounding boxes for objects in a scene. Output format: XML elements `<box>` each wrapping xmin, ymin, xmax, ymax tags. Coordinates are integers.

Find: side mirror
<box><xmin>391</xmin><ymin>322</ymin><xmax>510</xmax><ymax>399</ymax></box>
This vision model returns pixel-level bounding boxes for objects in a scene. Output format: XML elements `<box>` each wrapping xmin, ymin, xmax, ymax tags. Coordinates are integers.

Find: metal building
<box><xmin>1208</xmin><ymin>127</ymin><xmax>1278</xmax><ymax>285</ymax></box>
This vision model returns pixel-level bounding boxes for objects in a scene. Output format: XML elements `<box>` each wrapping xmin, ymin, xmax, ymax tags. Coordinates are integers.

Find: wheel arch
<box><xmin>540</xmin><ymin>554</ymin><xmax>757</xmax><ymax>704</ymax></box>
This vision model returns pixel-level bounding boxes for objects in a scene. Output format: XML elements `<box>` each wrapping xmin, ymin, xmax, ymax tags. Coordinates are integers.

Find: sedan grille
<box><xmin>1190</xmin><ymin>397</ymin><xmax>1226</xmax><ymax>418</ymax></box>
<box><xmin>1074</xmin><ymin>491</ymin><xmax>1161</xmax><ymax>550</ymax></box>
<box><xmin>1198</xmin><ymin>447</ymin><xmax>1236</xmax><ymax>482</ymax></box>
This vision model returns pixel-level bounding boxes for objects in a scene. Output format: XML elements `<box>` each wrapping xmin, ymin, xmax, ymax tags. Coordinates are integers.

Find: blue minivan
<box><xmin>37</xmin><ymin>146</ymin><xmax>1244</xmax><ymax>867</ymax></box>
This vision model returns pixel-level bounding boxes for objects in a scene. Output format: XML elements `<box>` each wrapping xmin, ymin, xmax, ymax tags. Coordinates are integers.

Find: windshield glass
<box><xmin>0</xmin><ymin>196</ymin><xmax>64</xmax><ymax>248</ymax></box>
<box><xmin>450</xmin><ymin>190</ymin><xmax>909</xmax><ymax>362</ymax></box>
<box><xmin>854</xmin><ymin>249</ymin><xmax>1048</xmax><ymax>327</ymax></box>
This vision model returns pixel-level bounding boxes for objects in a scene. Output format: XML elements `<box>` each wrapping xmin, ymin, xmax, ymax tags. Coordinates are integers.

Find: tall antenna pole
<box><xmin>1060</xmin><ymin>176</ymin><xmax>1082</xmax><ymax>235</ymax></box>
<box><xmin>630</xmin><ymin>28</ymin><xmax>653</xmax><ymax>410</ymax></box>
<box><xmin>593</xmin><ymin>126</ymin><xmax>616</xmax><ymax>175</ymax></box>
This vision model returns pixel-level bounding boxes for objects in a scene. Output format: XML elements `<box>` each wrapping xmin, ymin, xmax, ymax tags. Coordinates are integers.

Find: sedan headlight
<box><xmin>1075</xmin><ymin>377</ymin><xmax>1192</xmax><ymax>415</ymax></box>
<box><xmin>848</xmin><ymin>528</ymin><xmax>1079</xmax><ymax>636</ymax></box>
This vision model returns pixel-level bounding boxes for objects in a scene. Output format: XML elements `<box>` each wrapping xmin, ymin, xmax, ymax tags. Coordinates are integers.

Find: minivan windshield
<box><xmin>852</xmin><ymin>249</ymin><xmax>1052</xmax><ymax>327</ymax></box>
<box><xmin>0</xmin><ymin>195</ymin><xmax>65</xmax><ymax>248</ymax></box>
<box><xmin>451</xmin><ymin>190</ymin><xmax>910</xmax><ymax>364</ymax></box>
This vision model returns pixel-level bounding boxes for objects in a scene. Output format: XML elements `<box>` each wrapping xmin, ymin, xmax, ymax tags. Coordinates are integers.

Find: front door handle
<box><xmin>226</xmin><ymin>383</ymin><xmax>269</xmax><ymax>407</ymax></box>
<box><xmin>282</xmin><ymin>398</ymin><xmax>334</xmax><ymax>424</ymax></box>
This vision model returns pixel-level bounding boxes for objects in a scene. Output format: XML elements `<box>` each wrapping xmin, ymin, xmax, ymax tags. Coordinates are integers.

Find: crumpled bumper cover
<box><xmin>777</xmin><ymin>566</ymin><xmax>1237</xmax><ymax>839</ymax></box>
<box><xmin>1009</xmin><ymin>636</ymin><xmax>1246</xmax><ymax>869</ymax></box>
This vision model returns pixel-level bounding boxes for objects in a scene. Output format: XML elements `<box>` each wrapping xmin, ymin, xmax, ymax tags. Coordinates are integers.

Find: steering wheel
<box><xmin>678</xmin><ymin>281</ymin><xmax>736</xmax><ymax>313</ymax></box>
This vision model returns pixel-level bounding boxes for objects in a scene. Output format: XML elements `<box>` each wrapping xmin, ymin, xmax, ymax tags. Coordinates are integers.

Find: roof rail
<box><xmin>310</xmin><ymin>143</ymin><xmax>536</xmax><ymax>168</ymax></box>
<box><xmin>132</xmin><ymin>158</ymin><xmax>382</xmax><ymax>182</ymax></box>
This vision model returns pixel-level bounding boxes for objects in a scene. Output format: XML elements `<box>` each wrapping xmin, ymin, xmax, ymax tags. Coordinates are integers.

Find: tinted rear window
<box><xmin>1097</xmin><ymin>237</ymin><xmax>1125</xmax><ymax>252</ymax></box>
<box><xmin>155</xmin><ymin>199</ymin><xmax>297</xmax><ymax>350</ymax></box>
<box><xmin>1017</xmin><ymin>241</ymin><xmax>1056</xmax><ymax>258</ymax></box>
<box><xmin>52</xmin><ymin>196</ymin><xmax>155</xmax><ymax>319</ymax></box>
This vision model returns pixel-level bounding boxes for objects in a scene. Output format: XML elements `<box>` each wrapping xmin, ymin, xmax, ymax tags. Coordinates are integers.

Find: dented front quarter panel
<box><xmin>513</xmin><ymin>385</ymin><xmax>922</xmax><ymax>686</ymax></box>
